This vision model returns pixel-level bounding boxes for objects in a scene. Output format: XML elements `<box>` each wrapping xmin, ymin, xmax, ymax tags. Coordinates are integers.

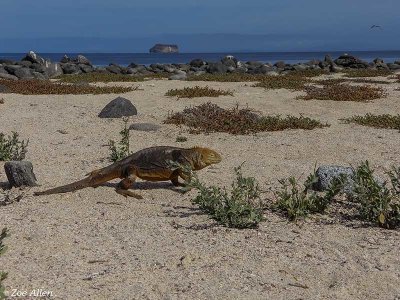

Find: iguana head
<box><xmin>191</xmin><ymin>147</ymin><xmax>222</xmax><ymax>170</ymax></box>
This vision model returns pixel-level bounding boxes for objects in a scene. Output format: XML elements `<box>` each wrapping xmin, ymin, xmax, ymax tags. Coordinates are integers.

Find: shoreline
<box><xmin>1</xmin><ymin>50</ymin><xmax>399</xmax><ymax>81</ymax></box>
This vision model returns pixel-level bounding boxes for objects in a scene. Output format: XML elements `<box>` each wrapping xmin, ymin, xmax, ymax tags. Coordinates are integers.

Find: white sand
<box><xmin>0</xmin><ymin>77</ymin><xmax>400</xmax><ymax>299</ymax></box>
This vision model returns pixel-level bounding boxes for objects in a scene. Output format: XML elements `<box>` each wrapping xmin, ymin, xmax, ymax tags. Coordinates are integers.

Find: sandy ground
<box><xmin>1</xmin><ymin>76</ymin><xmax>400</xmax><ymax>300</ymax></box>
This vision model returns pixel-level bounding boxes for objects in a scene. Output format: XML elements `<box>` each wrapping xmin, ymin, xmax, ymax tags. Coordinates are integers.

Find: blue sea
<box><xmin>1</xmin><ymin>51</ymin><xmax>400</xmax><ymax>66</ymax></box>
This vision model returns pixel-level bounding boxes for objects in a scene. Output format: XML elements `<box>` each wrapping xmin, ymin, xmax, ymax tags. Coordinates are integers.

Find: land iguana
<box><xmin>34</xmin><ymin>146</ymin><xmax>222</xmax><ymax>198</ymax></box>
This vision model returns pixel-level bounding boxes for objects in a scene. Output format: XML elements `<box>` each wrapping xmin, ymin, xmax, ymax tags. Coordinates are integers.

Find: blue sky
<box><xmin>1</xmin><ymin>0</ymin><xmax>399</xmax><ymax>52</ymax></box>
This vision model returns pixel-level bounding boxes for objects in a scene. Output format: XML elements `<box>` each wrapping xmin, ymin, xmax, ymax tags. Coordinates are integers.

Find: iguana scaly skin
<box><xmin>34</xmin><ymin>146</ymin><xmax>222</xmax><ymax>198</ymax></box>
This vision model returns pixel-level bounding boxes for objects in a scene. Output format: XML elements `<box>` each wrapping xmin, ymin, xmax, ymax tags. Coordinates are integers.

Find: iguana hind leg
<box><xmin>115</xmin><ymin>174</ymin><xmax>143</xmax><ymax>199</ymax></box>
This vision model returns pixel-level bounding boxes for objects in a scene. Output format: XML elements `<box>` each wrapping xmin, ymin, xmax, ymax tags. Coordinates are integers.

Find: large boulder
<box><xmin>14</xmin><ymin>68</ymin><xmax>35</xmax><ymax>79</ymax></box>
<box><xmin>0</xmin><ymin>73</ymin><xmax>18</xmax><ymax>81</ymax></box>
<box><xmin>98</xmin><ymin>97</ymin><xmax>138</xmax><ymax>118</ymax></box>
<box><xmin>4</xmin><ymin>161</ymin><xmax>37</xmax><ymax>188</ymax></box>
<box><xmin>75</xmin><ymin>55</ymin><xmax>92</xmax><ymax>66</ymax></box>
<box><xmin>22</xmin><ymin>51</ymin><xmax>46</xmax><ymax>65</ymax></box>
<box><xmin>334</xmin><ymin>54</ymin><xmax>369</xmax><ymax>69</ymax></box>
<box><xmin>62</xmin><ymin>63</ymin><xmax>81</xmax><ymax>74</ymax></box>
<box><xmin>221</xmin><ymin>55</ymin><xmax>238</xmax><ymax>68</ymax></box>
<box><xmin>207</xmin><ymin>62</ymin><xmax>228</xmax><ymax>74</ymax></box>
<box><xmin>190</xmin><ymin>59</ymin><xmax>206</xmax><ymax>68</ymax></box>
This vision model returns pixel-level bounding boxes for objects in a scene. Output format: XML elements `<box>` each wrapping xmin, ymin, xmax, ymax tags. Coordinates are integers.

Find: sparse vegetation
<box><xmin>175</xmin><ymin>136</ymin><xmax>187</xmax><ymax>143</ymax></box>
<box><xmin>165</xmin><ymin>102</ymin><xmax>328</xmax><ymax>134</ymax></box>
<box><xmin>316</xmin><ymin>78</ymin><xmax>390</xmax><ymax>85</ymax></box>
<box><xmin>298</xmin><ymin>83</ymin><xmax>386</xmax><ymax>102</ymax></box>
<box><xmin>0</xmin><ymin>79</ymin><xmax>136</xmax><ymax>95</ymax></box>
<box><xmin>108</xmin><ymin>118</ymin><xmax>132</xmax><ymax>162</ymax></box>
<box><xmin>253</xmin><ymin>75</ymin><xmax>310</xmax><ymax>90</ymax></box>
<box><xmin>58</xmin><ymin>72</ymin><xmax>168</xmax><ymax>83</ymax></box>
<box><xmin>351</xmin><ymin>161</ymin><xmax>400</xmax><ymax>229</ymax></box>
<box><xmin>0</xmin><ymin>99</ymin><xmax>4</xmax><ymax>104</ymax></box>
<box><xmin>165</xmin><ymin>86</ymin><xmax>233</xmax><ymax>98</ymax></box>
<box><xmin>274</xmin><ymin>172</ymin><xmax>343</xmax><ymax>221</ymax></box>
<box><xmin>0</xmin><ymin>228</ymin><xmax>9</xmax><ymax>300</ymax></box>
<box><xmin>0</xmin><ymin>132</ymin><xmax>28</xmax><ymax>161</ymax></box>
<box><xmin>187</xmin><ymin>70</ymin><xmax>327</xmax><ymax>83</ymax></box>
<box><xmin>342</xmin><ymin>114</ymin><xmax>400</xmax><ymax>130</ymax></box>
<box><xmin>343</xmin><ymin>69</ymin><xmax>393</xmax><ymax>78</ymax></box>
<box><xmin>183</xmin><ymin>163</ymin><xmax>264</xmax><ymax>228</ymax></box>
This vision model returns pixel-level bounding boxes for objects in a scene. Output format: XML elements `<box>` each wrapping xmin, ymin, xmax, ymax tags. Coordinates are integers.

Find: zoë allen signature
<box><xmin>10</xmin><ymin>288</ymin><xmax>54</xmax><ymax>297</ymax></box>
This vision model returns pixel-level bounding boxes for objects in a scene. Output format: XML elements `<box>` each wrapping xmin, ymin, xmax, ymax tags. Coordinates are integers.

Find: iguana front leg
<box><xmin>115</xmin><ymin>174</ymin><xmax>143</xmax><ymax>199</ymax></box>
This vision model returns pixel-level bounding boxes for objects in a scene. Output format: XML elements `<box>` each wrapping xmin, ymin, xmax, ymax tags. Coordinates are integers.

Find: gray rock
<box><xmin>4</xmin><ymin>161</ymin><xmax>37</xmax><ymax>187</ymax></box>
<box><xmin>106</xmin><ymin>64</ymin><xmax>122</xmax><ymax>74</ymax></box>
<box><xmin>32</xmin><ymin>72</ymin><xmax>47</xmax><ymax>80</ymax></box>
<box><xmin>0</xmin><ymin>73</ymin><xmax>17</xmax><ymax>81</ymax></box>
<box><xmin>190</xmin><ymin>59</ymin><xmax>206</xmax><ymax>68</ymax></box>
<box><xmin>79</xmin><ymin>64</ymin><xmax>94</xmax><ymax>73</ymax></box>
<box><xmin>387</xmin><ymin>63</ymin><xmax>400</xmax><ymax>70</ymax></box>
<box><xmin>62</xmin><ymin>63</ymin><xmax>81</xmax><ymax>74</ymax></box>
<box><xmin>0</xmin><ymin>66</ymin><xmax>8</xmax><ymax>74</ymax></box>
<box><xmin>22</xmin><ymin>51</ymin><xmax>46</xmax><ymax>65</ymax></box>
<box><xmin>274</xmin><ymin>61</ymin><xmax>286</xmax><ymax>69</ymax></box>
<box><xmin>129</xmin><ymin>123</ymin><xmax>161</xmax><ymax>132</ymax></box>
<box><xmin>207</xmin><ymin>62</ymin><xmax>228</xmax><ymax>74</ymax></box>
<box><xmin>14</xmin><ymin>68</ymin><xmax>35</xmax><ymax>79</ymax></box>
<box><xmin>4</xmin><ymin>65</ymin><xmax>22</xmax><ymax>75</ymax></box>
<box><xmin>76</xmin><ymin>55</ymin><xmax>92</xmax><ymax>65</ymax></box>
<box><xmin>60</xmin><ymin>55</ymin><xmax>70</xmax><ymax>63</ymax></box>
<box><xmin>98</xmin><ymin>97</ymin><xmax>138</xmax><ymax>118</ymax></box>
<box><xmin>221</xmin><ymin>55</ymin><xmax>238</xmax><ymax>68</ymax></box>
<box><xmin>334</xmin><ymin>54</ymin><xmax>369</xmax><ymax>69</ymax></box>
<box><xmin>313</xmin><ymin>165</ymin><xmax>355</xmax><ymax>193</ymax></box>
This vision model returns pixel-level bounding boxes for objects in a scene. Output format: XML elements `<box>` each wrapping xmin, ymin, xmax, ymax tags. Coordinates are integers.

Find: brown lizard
<box><xmin>34</xmin><ymin>146</ymin><xmax>222</xmax><ymax>198</ymax></box>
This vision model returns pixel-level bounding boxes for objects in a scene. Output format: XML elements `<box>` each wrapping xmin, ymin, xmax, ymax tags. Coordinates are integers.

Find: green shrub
<box><xmin>0</xmin><ymin>228</ymin><xmax>9</xmax><ymax>300</ymax></box>
<box><xmin>165</xmin><ymin>86</ymin><xmax>233</xmax><ymax>98</ymax></box>
<box><xmin>0</xmin><ymin>79</ymin><xmax>135</xmax><ymax>95</ymax></box>
<box><xmin>274</xmin><ymin>172</ymin><xmax>343</xmax><ymax>221</ymax></box>
<box><xmin>343</xmin><ymin>69</ymin><xmax>393</xmax><ymax>78</ymax></box>
<box><xmin>58</xmin><ymin>72</ymin><xmax>168</xmax><ymax>83</ymax></box>
<box><xmin>342</xmin><ymin>114</ymin><xmax>400</xmax><ymax>130</ymax></box>
<box><xmin>165</xmin><ymin>102</ymin><xmax>329</xmax><ymax>135</ymax></box>
<box><xmin>351</xmin><ymin>161</ymin><xmax>400</xmax><ymax>229</ymax></box>
<box><xmin>183</xmin><ymin>164</ymin><xmax>264</xmax><ymax>228</ymax></box>
<box><xmin>108</xmin><ymin>118</ymin><xmax>132</xmax><ymax>162</ymax></box>
<box><xmin>0</xmin><ymin>132</ymin><xmax>29</xmax><ymax>161</ymax></box>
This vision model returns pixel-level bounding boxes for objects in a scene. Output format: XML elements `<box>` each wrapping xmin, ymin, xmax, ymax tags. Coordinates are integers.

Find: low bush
<box><xmin>342</xmin><ymin>114</ymin><xmax>400</xmax><ymax>130</ymax></box>
<box><xmin>298</xmin><ymin>83</ymin><xmax>386</xmax><ymax>102</ymax></box>
<box><xmin>58</xmin><ymin>72</ymin><xmax>167</xmax><ymax>83</ymax></box>
<box><xmin>343</xmin><ymin>69</ymin><xmax>393</xmax><ymax>78</ymax></box>
<box><xmin>274</xmin><ymin>172</ymin><xmax>343</xmax><ymax>221</ymax></box>
<box><xmin>165</xmin><ymin>86</ymin><xmax>233</xmax><ymax>98</ymax></box>
<box><xmin>164</xmin><ymin>102</ymin><xmax>328</xmax><ymax>134</ymax></box>
<box><xmin>351</xmin><ymin>161</ymin><xmax>400</xmax><ymax>229</ymax></box>
<box><xmin>0</xmin><ymin>132</ymin><xmax>28</xmax><ymax>161</ymax></box>
<box><xmin>108</xmin><ymin>118</ymin><xmax>132</xmax><ymax>162</ymax></box>
<box><xmin>0</xmin><ymin>79</ymin><xmax>135</xmax><ymax>95</ymax></box>
<box><xmin>182</xmin><ymin>163</ymin><xmax>264</xmax><ymax>229</ymax></box>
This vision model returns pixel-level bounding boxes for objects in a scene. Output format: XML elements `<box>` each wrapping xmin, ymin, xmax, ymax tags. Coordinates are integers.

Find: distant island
<box><xmin>149</xmin><ymin>44</ymin><xmax>179</xmax><ymax>54</ymax></box>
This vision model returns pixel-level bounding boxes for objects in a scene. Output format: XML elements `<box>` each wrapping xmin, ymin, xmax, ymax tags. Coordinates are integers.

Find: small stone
<box><xmin>4</xmin><ymin>161</ymin><xmax>38</xmax><ymax>187</ymax></box>
<box><xmin>313</xmin><ymin>166</ymin><xmax>355</xmax><ymax>193</ymax></box>
<box><xmin>129</xmin><ymin>123</ymin><xmax>161</xmax><ymax>132</ymax></box>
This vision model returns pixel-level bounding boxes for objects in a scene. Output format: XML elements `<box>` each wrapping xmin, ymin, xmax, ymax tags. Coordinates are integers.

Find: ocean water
<box><xmin>1</xmin><ymin>51</ymin><xmax>400</xmax><ymax>66</ymax></box>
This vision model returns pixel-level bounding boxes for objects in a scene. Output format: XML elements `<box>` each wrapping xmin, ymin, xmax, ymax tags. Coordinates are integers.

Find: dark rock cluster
<box><xmin>1</xmin><ymin>51</ymin><xmax>399</xmax><ymax>81</ymax></box>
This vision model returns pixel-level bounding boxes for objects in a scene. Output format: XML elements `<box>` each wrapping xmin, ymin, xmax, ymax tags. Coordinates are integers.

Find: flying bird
<box><xmin>370</xmin><ymin>25</ymin><xmax>382</xmax><ymax>30</ymax></box>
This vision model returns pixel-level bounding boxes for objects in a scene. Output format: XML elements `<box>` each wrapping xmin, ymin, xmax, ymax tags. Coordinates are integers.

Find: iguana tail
<box><xmin>33</xmin><ymin>177</ymin><xmax>94</xmax><ymax>196</ymax></box>
<box><xmin>34</xmin><ymin>165</ymin><xmax>122</xmax><ymax>196</ymax></box>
